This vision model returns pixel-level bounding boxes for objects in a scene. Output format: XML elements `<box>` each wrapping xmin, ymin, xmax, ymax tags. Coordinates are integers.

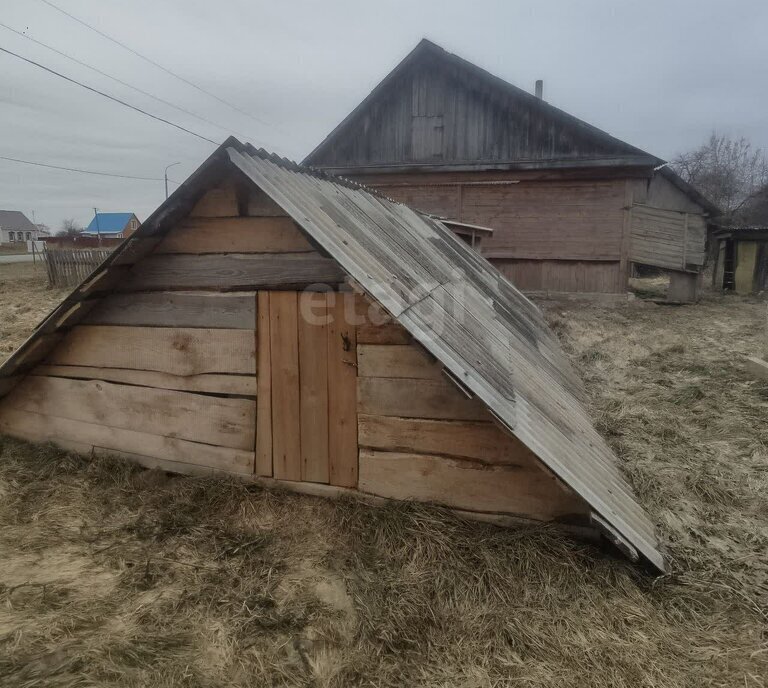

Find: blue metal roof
<box><xmin>84</xmin><ymin>212</ymin><xmax>135</xmax><ymax>234</ymax></box>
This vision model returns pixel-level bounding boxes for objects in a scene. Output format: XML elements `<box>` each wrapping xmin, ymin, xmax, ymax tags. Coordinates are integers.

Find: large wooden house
<box><xmin>304</xmin><ymin>39</ymin><xmax>718</xmax><ymax>300</ymax></box>
<box><xmin>0</xmin><ymin>139</ymin><xmax>666</xmax><ymax>572</ymax></box>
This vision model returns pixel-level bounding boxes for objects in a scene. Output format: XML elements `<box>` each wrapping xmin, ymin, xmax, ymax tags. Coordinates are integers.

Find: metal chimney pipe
<box><xmin>535</xmin><ymin>79</ymin><xmax>543</xmax><ymax>99</ymax></box>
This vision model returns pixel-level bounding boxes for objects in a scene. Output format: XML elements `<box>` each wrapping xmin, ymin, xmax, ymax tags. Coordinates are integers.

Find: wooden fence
<box><xmin>42</xmin><ymin>247</ymin><xmax>113</xmax><ymax>288</ymax></box>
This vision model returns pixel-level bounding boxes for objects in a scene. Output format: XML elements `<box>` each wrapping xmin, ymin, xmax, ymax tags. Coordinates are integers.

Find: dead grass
<box><xmin>0</xmin><ymin>262</ymin><xmax>67</xmax><ymax>363</ymax></box>
<box><xmin>0</xmin><ymin>271</ymin><xmax>766</xmax><ymax>686</ymax></box>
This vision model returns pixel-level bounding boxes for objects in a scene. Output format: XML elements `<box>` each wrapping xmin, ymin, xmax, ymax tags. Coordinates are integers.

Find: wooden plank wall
<box><xmin>354</xmin><ymin>171</ymin><xmax>631</xmax><ymax>293</ymax></box>
<box><xmin>629</xmin><ymin>205</ymin><xmax>706</xmax><ymax>271</ymax></box>
<box><xmin>354</xmin><ymin>295</ymin><xmax>588</xmax><ymax>520</ymax></box>
<box><xmin>0</xmin><ymin>178</ymin><xmax>345</xmax><ymax>478</ymax></box>
<box><xmin>493</xmin><ymin>259</ymin><xmax>623</xmax><ymax>294</ymax></box>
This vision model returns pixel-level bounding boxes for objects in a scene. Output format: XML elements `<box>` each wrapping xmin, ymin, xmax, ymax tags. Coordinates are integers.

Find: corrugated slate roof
<box><xmin>228</xmin><ymin>144</ymin><xmax>666</xmax><ymax>572</ymax></box>
<box><xmin>85</xmin><ymin>212</ymin><xmax>135</xmax><ymax>234</ymax></box>
<box><xmin>0</xmin><ymin>139</ymin><xmax>665</xmax><ymax>572</ymax></box>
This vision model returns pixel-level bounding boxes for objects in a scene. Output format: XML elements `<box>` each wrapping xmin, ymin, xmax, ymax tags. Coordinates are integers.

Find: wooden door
<box><xmin>255</xmin><ymin>291</ymin><xmax>358</xmax><ymax>487</ymax></box>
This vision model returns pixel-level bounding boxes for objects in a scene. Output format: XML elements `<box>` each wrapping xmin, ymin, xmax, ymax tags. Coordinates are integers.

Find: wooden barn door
<box><xmin>255</xmin><ymin>291</ymin><xmax>358</xmax><ymax>487</ymax></box>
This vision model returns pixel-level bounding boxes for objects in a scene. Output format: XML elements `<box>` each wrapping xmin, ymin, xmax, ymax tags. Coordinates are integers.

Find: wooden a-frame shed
<box><xmin>0</xmin><ymin>138</ymin><xmax>666</xmax><ymax>572</ymax></box>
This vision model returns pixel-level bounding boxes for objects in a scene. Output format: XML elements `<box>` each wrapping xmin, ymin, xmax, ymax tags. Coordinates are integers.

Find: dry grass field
<box><xmin>0</xmin><ymin>262</ymin><xmax>68</xmax><ymax>361</ymax></box>
<box><xmin>0</xmin><ymin>261</ymin><xmax>766</xmax><ymax>687</ymax></box>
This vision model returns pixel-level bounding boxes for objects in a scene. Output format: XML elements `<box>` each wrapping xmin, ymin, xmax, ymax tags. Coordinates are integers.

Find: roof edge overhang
<box><xmin>308</xmin><ymin>155</ymin><xmax>661</xmax><ymax>177</ymax></box>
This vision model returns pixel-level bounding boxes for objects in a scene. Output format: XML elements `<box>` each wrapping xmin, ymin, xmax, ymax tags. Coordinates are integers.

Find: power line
<box><xmin>0</xmin><ymin>45</ymin><xmax>219</xmax><ymax>145</ymax></box>
<box><xmin>38</xmin><ymin>0</ymin><xmax>277</xmax><ymax>132</ymax></box>
<box><xmin>0</xmin><ymin>154</ymin><xmax>182</xmax><ymax>183</ymax></box>
<box><xmin>0</xmin><ymin>21</ymin><xmax>262</xmax><ymax>144</ymax></box>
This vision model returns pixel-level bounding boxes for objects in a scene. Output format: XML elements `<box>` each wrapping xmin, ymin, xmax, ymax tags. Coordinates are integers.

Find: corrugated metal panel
<box><xmin>229</xmin><ymin>146</ymin><xmax>666</xmax><ymax>572</ymax></box>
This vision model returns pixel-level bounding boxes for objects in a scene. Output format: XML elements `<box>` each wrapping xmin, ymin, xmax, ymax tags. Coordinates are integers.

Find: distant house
<box><xmin>0</xmin><ymin>210</ymin><xmax>41</xmax><ymax>243</ymax></box>
<box><xmin>83</xmin><ymin>213</ymin><xmax>140</xmax><ymax>239</ymax></box>
<box><xmin>305</xmin><ymin>39</ymin><xmax>719</xmax><ymax>300</ymax></box>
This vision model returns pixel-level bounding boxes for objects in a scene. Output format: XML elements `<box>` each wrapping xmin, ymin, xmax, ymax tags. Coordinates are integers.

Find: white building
<box><xmin>0</xmin><ymin>210</ymin><xmax>40</xmax><ymax>243</ymax></box>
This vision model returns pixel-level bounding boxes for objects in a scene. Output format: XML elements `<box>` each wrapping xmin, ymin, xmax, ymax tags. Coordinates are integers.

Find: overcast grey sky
<box><xmin>1</xmin><ymin>0</ymin><xmax>766</xmax><ymax>230</ymax></box>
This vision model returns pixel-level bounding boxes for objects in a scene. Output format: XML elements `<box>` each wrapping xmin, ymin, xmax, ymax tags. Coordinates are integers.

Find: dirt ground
<box><xmin>0</xmin><ymin>263</ymin><xmax>766</xmax><ymax>687</ymax></box>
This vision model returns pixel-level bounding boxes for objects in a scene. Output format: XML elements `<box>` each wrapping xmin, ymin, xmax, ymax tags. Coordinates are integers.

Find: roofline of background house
<box><xmin>303</xmin><ymin>38</ymin><xmax>661</xmax><ymax>168</ymax></box>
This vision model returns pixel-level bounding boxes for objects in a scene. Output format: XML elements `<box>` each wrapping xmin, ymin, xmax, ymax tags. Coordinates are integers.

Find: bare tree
<box><xmin>57</xmin><ymin>218</ymin><xmax>83</xmax><ymax>237</ymax></box>
<box><xmin>740</xmin><ymin>183</ymin><xmax>768</xmax><ymax>225</ymax></box>
<box><xmin>671</xmin><ymin>133</ymin><xmax>768</xmax><ymax>222</ymax></box>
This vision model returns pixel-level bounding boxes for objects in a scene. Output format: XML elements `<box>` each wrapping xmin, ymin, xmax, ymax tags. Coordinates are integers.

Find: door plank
<box><xmin>269</xmin><ymin>292</ymin><xmax>301</xmax><ymax>480</ymax></box>
<box><xmin>298</xmin><ymin>292</ymin><xmax>330</xmax><ymax>483</ymax></box>
<box><xmin>328</xmin><ymin>294</ymin><xmax>358</xmax><ymax>487</ymax></box>
<box><xmin>255</xmin><ymin>292</ymin><xmax>273</xmax><ymax>476</ymax></box>
<box><xmin>359</xmin><ymin>449</ymin><xmax>586</xmax><ymax>520</ymax></box>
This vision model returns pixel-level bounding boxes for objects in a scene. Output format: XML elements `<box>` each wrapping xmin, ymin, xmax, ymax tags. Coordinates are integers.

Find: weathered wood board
<box><xmin>357</xmin><ymin>344</ymin><xmax>441</xmax><ymax>379</ymax></box>
<box><xmin>358</xmin><ymin>414</ymin><xmax>535</xmax><ymax>464</ymax></box>
<box><xmin>33</xmin><ymin>365</ymin><xmax>257</xmax><ymax>396</ymax></box>
<box><xmin>357</xmin><ymin>376</ymin><xmax>490</xmax><ymax>421</ymax></box>
<box><xmin>156</xmin><ymin>217</ymin><xmax>314</xmax><ymax>254</ymax></box>
<box><xmin>84</xmin><ymin>292</ymin><xmax>257</xmax><ymax>329</ymax></box>
<box><xmin>190</xmin><ymin>182</ymin><xmax>239</xmax><ymax>217</ymax></box>
<box><xmin>328</xmin><ymin>294</ymin><xmax>358</xmax><ymax>487</ymax></box>
<box><xmin>47</xmin><ymin>326</ymin><xmax>256</xmax><ymax>376</ymax></box>
<box><xmin>269</xmin><ymin>292</ymin><xmax>301</xmax><ymax>480</ymax></box>
<box><xmin>0</xmin><ymin>407</ymin><xmax>254</xmax><ymax>474</ymax></box>
<box><xmin>358</xmin><ymin>449</ymin><xmax>587</xmax><ymax>520</ymax></box>
<box><xmin>1</xmin><ymin>376</ymin><xmax>255</xmax><ymax>450</ymax></box>
<box><xmin>298</xmin><ymin>292</ymin><xmax>330</xmax><ymax>483</ymax></box>
<box><xmin>256</xmin><ymin>292</ymin><xmax>273</xmax><ymax>476</ymax></box>
<box><xmin>121</xmin><ymin>253</ymin><xmax>345</xmax><ymax>291</ymax></box>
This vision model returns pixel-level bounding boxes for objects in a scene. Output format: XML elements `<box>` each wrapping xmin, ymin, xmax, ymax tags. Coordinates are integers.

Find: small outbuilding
<box><xmin>0</xmin><ymin>139</ymin><xmax>665</xmax><ymax>572</ymax></box>
<box><xmin>711</xmin><ymin>226</ymin><xmax>768</xmax><ymax>294</ymax></box>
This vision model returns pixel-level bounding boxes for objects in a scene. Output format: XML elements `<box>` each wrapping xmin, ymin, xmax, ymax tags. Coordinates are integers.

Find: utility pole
<box><xmin>165</xmin><ymin>162</ymin><xmax>180</xmax><ymax>199</ymax></box>
<box><xmin>93</xmin><ymin>207</ymin><xmax>101</xmax><ymax>246</ymax></box>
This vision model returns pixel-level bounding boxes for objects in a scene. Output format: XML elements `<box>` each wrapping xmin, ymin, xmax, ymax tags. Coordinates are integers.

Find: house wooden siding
<box><xmin>306</xmin><ymin>40</ymin><xmax>715</xmax><ymax>295</ymax></box>
<box><xmin>0</xmin><ymin>178</ymin><xmax>587</xmax><ymax>525</ymax></box>
<box><xmin>341</xmin><ymin>170</ymin><xmax>708</xmax><ymax>293</ymax></box>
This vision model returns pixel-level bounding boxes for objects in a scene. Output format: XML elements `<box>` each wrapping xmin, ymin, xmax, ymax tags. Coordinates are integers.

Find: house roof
<box><xmin>303</xmin><ymin>40</ymin><xmax>718</xmax><ymax>216</ymax></box>
<box><xmin>84</xmin><ymin>212</ymin><xmax>136</xmax><ymax>234</ymax></box>
<box><xmin>0</xmin><ymin>138</ymin><xmax>666</xmax><ymax>572</ymax></box>
<box><xmin>304</xmin><ymin>38</ymin><xmax>661</xmax><ymax>172</ymax></box>
<box><xmin>0</xmin><ymin>210</ymin><xmax>35</xmax><ymax>231</ymax></box>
